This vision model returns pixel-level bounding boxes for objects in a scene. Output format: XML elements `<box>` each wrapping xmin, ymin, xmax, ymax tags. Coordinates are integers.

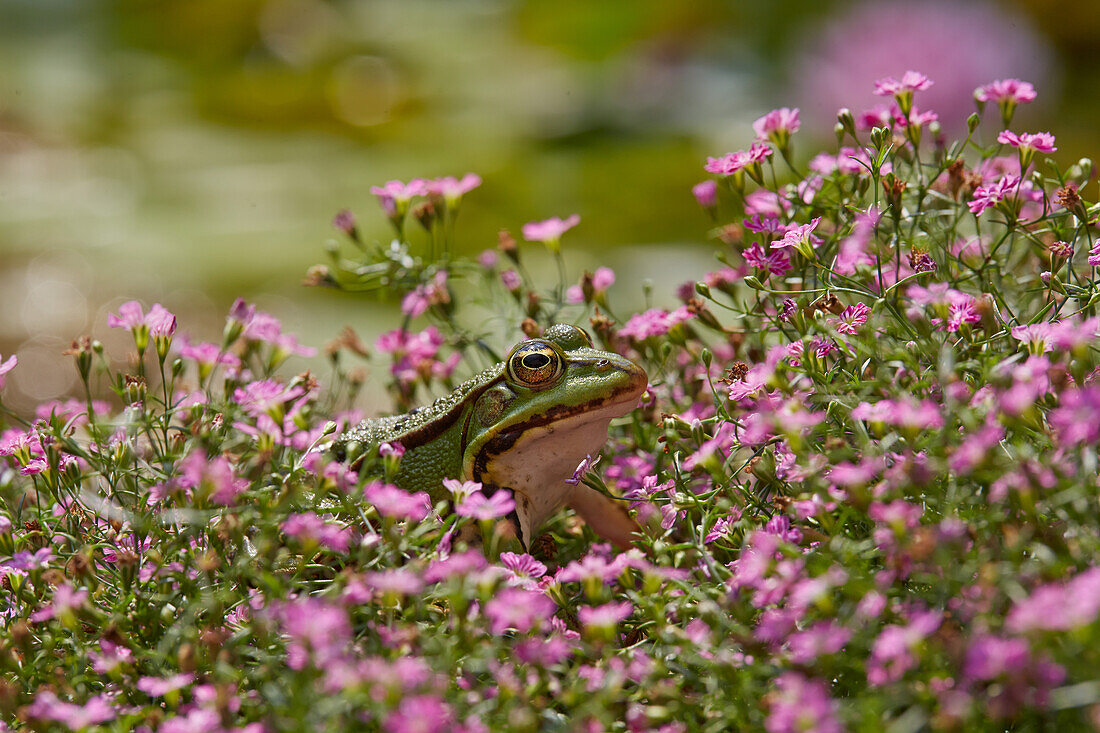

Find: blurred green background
<box><xmin>0</xmin><ymin>0</ymin><xmax>1094</xmax><ymax>411</ymax></box>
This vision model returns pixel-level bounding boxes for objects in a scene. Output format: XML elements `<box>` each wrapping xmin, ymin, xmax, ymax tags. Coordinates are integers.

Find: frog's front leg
<box><xmin>566</xmin><ymin>485</ymin><xmax>639</xmax><ymax>549</ymax></box>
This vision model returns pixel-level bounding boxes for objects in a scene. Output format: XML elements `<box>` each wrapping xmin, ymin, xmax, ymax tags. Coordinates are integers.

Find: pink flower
<box><xmin>145</xmin><ymin>304</ymin><xmax>177</xmax><ymax>338</ymax></box>
<box><xmin>968</xmin><ymin>175</ymin><xmax>1019</xmax><ymax>216</ymax></box>
<box><xmin>692</xmin><ymin>179</ymin><xmax>717</xmax><ymax>208</ymax></box>
<box><xmin>704</xmin><ymin>142</ymin><xmax>773</xmax><ymax>176</ymax></box>
<box><xmin>484</xmin><ymin>587</ymin><xmax>555</xmax><ymax>635</ymax></box>
<box><xmin>618</xmin><ymin>306</ymin><xmax>693</xmax><ymax>340</ymax></box>
<box><xmin>753</xmin><ymin>107</ymin><xmax>801</xmax><ymax>143</ymax></box>
<box><xmin>370</xmin><ymin>178</ymin><xmax>428</xmax><ymax>215</ymax></box>
<box><xmin>282</xmin><ymin>512</ymin><xmax>352</xmax><ymax>553</ymax></box>
<box><xmin>522</xmin><ymin>214</ymin><xmax>580</xmax><ymax>243</ymax></box>
<box><xmin>997</xmin><ymin>129</ymin><xmax>1056</xmax><ymax>154</ymax></box>
<box><xmin>499</xmin><ymin>552</ymin><xmax>547</xmax><ymax>587</ymax></box>
<box><xmin>833</xmin><ymin>207</ymin><xmax>879</xmax><ymax>275</ymax></box>
<box><xmin>362</xmin><ymin>568</ymin><xmax>425</xmax><ymax>596</ymax></box>
<box><xmin>830</xmin><ymin>302</ymin><xmax>871</xmax><ymax>335</ymax></box>
<box><xmin>578</xmin><ymin>600</ymin><xmax>633</xmax><ymax>629</ymax></box>
<box><xmin>866</xmin><ymin>609</ymin><xmax>941</xmax><ymax>685</ymax></box>
<box><xmin>384</xmin><ymin>695</ymin><xmax>454</xmax><ymax>733</ymax></box>
<box><xmin>107</xmin><ymin>301</ymin><xmax>176</xmax><ymax>336</ymax></box>
<box><xmin>423</xmin><ymin>549</ymin><xmax>488</xmax><ymax>583</ymax></box>
<box><xmin>1007</xmin><ymin>567</ymin><xmax>1100</xmax><ymax>632</ymax></box>
<box><xmin>566</xmin><ymin>267</ymin><xmax>616</xmax><ymax>304</ymax></box>
<box><xmin>177</xmin><ymin>452</ymin><xmax>248</xmax><ymax>505</ymax></box>
<box><xmin>233</xmin><ymin>379</ymin><xmax>306</xmax><ymax>420</ymax></box>
<box><xmin>88</xmin><ymin>639</ymin><xmax>133</xmax><ymax>674</ymax></box>
<box><xmin>765</xmin><ymin>673</ymin><xmax>842</xmax><ymax>733</ymax></box>
<box><xmin>332</xmin><ymin>208</ymin><xmax>356</xmax><ymax>235</ymax></box>
<box><xmin>137</xmin><ymin>673</ymin><xmax>195</xmax><ymax>697</ymax></box>
<box><xmin>1050</xmin><ymin>387</ymin><xmax>1100</xmax><ymax>445</ymax></box>
<box><xmin>364</xmin><ymin>481</ymin><xmax>431</xmax><ymax>522</ymax></box>
<box><xmin>786</xmin><ymin>620</ymin><xmax>852</xmax><ymax>664</ymax></box>
<box><xmin>743</xmin><ymin>243</ymin><xmax>791</xmax><ymax>278</ymax></box>
<box><xmin>0</xmin><ymin>353</ymin><xmax>15</xmax><ymax>391</ymax></box>
<box><xmin>274</xmin><ymin>597</ymin><xmax>351</xmax><ymax>670</ymax></box>
<box><xmin>771</xmin><ymin>217</ymin><xmax>822</xmax><ymax>253</ymax></box>
<box><xmin>873</xmin><ymin>70</ymin><xmax>933</xmax><ymax>96</ymax></box>
<box><xmin>30</xmin><ymin>583</ymin><xmax>88</xmax><ymax>622</ymax></box>
<box><xmin>559</xmin><ymin>553</ymin><xmax>628</xmax><ymax>585</ymax></box>
<box><xmin>177</xmin><ymin>339</ymin><xmax>241</xmax><ymax>373</ymax></box>
<box><xmin>400</xmin><ymin>270</ymin><xmax>449</xmax><ymax>318</ymax></box>
<box><xmin>426</xmin><ymin>173</ymin><xmax>482</xmax><ymax>202</ymax></box>
<box><xmin>500</xmin><ymin>269</ymin><xmax>522</xmax><ymax>291</ymax></box>
<box><xmin>976</xmin><ymin>78</ymin><xmax>1037</xmax><ymax>104</ymax></box>
<box><xmin>455</xmin><ymin>488</ymin><xmax>516</xmax><ymax>521</ymax></box>
<box><xmin>26</xmin><ymin>691</ymin><xmax>116</xmax><ymax>729</ymax></box>
<box><xmin>107</xmin><ymin>300</ymin><xmax>147</xmax><ymax>330</ymax></box>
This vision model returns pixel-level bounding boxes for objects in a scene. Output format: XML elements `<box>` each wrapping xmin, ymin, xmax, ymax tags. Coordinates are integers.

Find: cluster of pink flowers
<box><xmin>704</xmin><ymin>142</ymin><xmax>773</xmax><ymax>177</ymax></box>
<box><xmin>375</xmin><ymin>325</ymin><xmax>462</xmax><ymax>388</ymax></box>
<box><xmin>369</xmin><ymin>174</ymin><xmax>482</xmax><ymax>215</ymax></box>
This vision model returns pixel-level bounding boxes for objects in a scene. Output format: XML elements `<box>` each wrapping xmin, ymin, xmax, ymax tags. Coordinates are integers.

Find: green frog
<box><xmin>335</xmin><ymin>324</ymin><xmax>647</xmax><ymax>548</ymax></box>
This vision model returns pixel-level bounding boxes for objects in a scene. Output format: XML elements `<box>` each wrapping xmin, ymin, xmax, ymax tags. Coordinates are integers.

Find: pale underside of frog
<box><xmin>335</xmin><ymin>324</ymin><xmax>648</xmax><ymax>548</ymax></box>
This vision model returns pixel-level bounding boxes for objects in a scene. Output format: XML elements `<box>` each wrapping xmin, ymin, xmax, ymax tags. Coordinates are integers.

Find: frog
<box><xmin>334</xmin><ymin>324</ymin><xmax>648</xmax><ymax>549</ymax></box>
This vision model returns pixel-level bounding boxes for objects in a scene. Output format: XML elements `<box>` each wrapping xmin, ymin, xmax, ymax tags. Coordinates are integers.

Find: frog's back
<box><xmin>343</xmin><ymin>363</ymin><xmax>502</xmax><ymax>446</ymax></box>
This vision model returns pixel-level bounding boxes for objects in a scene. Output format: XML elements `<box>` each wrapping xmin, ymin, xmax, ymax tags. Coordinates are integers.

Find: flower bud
<box><xmin>836</xmin><ymin>108</ymin><xmax>856</xmax><ymax>139</ymax></box>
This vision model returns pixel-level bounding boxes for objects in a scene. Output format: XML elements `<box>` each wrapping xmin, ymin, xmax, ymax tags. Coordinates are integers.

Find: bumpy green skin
<box><xmin>337</xmin><ymin>362</ymin><xmax>504</xmax><ymax>501</ymax></box>
<box><xmin>334</xmin><ymin>324</ymin><xmax>646</xmax><ymax>507</ymax></box>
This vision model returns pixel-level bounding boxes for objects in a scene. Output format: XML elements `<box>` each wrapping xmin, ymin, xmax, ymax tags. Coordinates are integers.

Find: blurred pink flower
<box><xmin>0</xmin><ymin>353</ymin><xmax>15</xmax><ymax>391</ymax></box>
<box><xmin>177</xmin><ymin>452</ymin><xmax>248</xmax><ymax>505</ymax></box>
<box><xmin>704</xmin><ymin>142</ymin><xmax>772</xmax><ymax>176</ymax></box>
<box><xmin>384</xmin><ymin>695</ymin><xmax>454</xmax><ymax>733</ymax></box>
<box><xmin>578</xmin><ymin>600</ymin><xmax>633</xmax><ymax>629</ymax></box>
<box><xmin>793</xmin><ymin>0</ymin><xmax>1053</xmax><ymax>130</ymax></box>
<box><xmin>107</xmin><ymin>301</ymin><xmax>177</xmax><ymax>338</ymax></box>
<box><xmin>26</xmin><ymin>692</ymin><xmax>115</xmax><ymax>729</ymax></box>
<box><xmin>619</xmin><ymin>306</ymin><xmax>693</xmax><ymax>340</ymax></box>
<box><xmin>484</xmin><ymin>587</ymin><xmax>555</xmax><ymax>635</ymax></box>
<box><xmin>976</xmin><ymin>78</ymin><xmax>1037</xmax><ymax>104</ymax></box>
<box><xmin>753</xmin><ymin>107</ymin><xmax>801</xmax><ymax>141</ymax></box>
<box><xmin>282</xmin><ymin>512</ymin><xmax>351</xmax><ymax>553</ymax></box>
<box><xmin>692</xmin><ymin>179</ymin><xmax>717</xmax><ymax>209</ymax></box>
<box><xmin>137</xmin><ymin>673</ymin><xmax>195</xmax><ymax>697</ymax></box>
<box><xmin>765</xmin><ymin>672</ymin><xmax>842</xmax><ymax>733</ymax></box>
<box><xmin>522</xmin><ymin>214</ymin><xmax>580</xmax><ymax>243</ymax></box>
<box><xmin>873</xmin><ymin>70</ymin><xmax>933</xmax><ymax>96</ymax></box>
<box><xmin>455</xmin><ymin>488</ymin><xmax>515</xmax><ymax>521</ymax></box>
<box><xmin>364</xmin><ymin>481</ymin><xmax>431</xmax><ymax>522</ymax></box>
<box><xmin>426</xmin><ymin>173</ymin><xmax>481</xmax><ymax>202</ymax></box>
<box><xmin>30</xmin><ymin>583</ymin><xmax>87</xmax><ymax>622</ymax></box>
<box><xmin>370</xmin><ymin>178</ymin><xmax>428</xmax><ymax>211</ymax></box>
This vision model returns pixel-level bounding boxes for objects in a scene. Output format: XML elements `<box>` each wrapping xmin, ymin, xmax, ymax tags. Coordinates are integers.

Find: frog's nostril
<box><xmin>596</xmin><ymin>358</ymin><xmax>610</xmax><ymax>369</ymax></box>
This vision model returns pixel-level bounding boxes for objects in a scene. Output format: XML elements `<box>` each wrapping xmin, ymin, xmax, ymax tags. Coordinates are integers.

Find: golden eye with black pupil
<box><xmin>506</xmin><ymin>340</ymin><xmax>563</xmax><ymax>388</ymax></box>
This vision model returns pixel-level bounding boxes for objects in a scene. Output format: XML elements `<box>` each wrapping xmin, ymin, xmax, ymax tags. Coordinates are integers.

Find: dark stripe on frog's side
<box><xmin>470</xmin><ymin>391</ymin><xmax>633</xmax><ymax>482</ymax></box>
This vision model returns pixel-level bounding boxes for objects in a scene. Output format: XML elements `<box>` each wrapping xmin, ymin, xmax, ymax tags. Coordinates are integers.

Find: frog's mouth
<box><xmin>471</xmin><ymin>380</ymin><xmax>647</xmax><ymax>547</ymax></box>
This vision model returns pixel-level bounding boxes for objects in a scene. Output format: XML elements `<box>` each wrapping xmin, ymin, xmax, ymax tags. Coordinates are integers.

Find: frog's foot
<box><xmin>566</xmin><ymin>485</ymin><xmax>639</xmax><ymax>550</ymax></box>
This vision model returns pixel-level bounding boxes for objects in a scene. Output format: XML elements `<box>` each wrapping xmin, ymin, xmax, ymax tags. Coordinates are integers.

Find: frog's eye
<box><xmin>507</xmin><ymin>340</ymin><xmax>564</xmax><ymax>389</ymax></box>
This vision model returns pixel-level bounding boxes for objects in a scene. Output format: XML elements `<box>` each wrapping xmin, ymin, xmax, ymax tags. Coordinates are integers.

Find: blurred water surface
<box><xmin>0</xmin><ymin>0</ymin><xmax>1087</xmax><ymax>410</ymax></box>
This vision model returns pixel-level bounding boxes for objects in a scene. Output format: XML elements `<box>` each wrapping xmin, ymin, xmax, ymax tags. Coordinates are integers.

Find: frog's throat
<box><xmin>467</xmin><ymin>396</ymin><xmax>639</xmax><ymax>546</ymax></box>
